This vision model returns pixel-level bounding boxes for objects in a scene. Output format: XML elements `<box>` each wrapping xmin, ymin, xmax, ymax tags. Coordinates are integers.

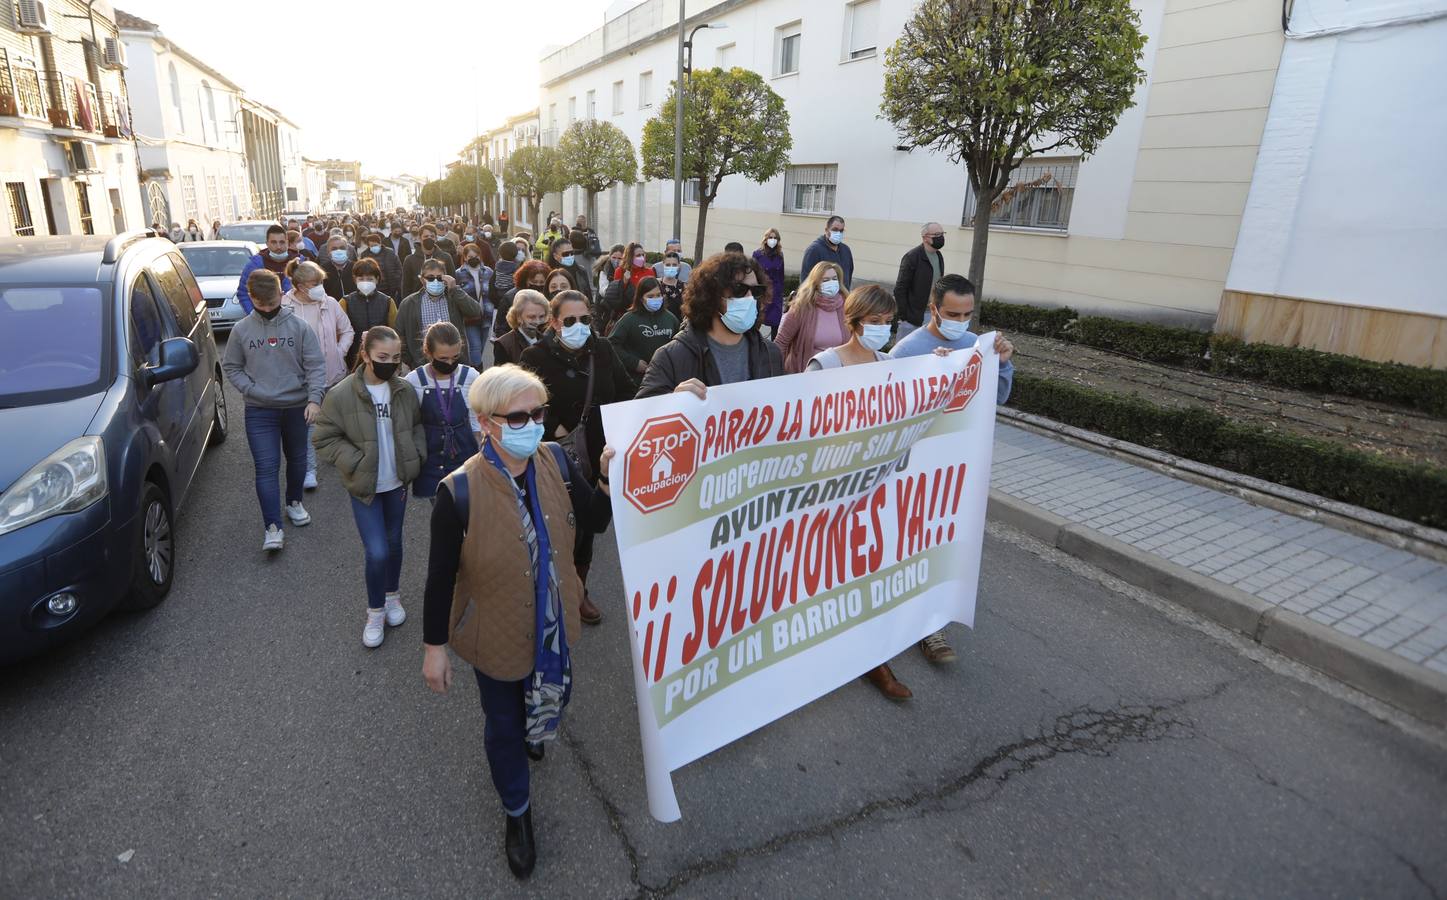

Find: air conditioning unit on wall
<box><xmin>67</xmin><ymin>140</ymin><xmax>100</xmax><ymax>174</ymax></box>
<box><xmin>16</xmin><ymin>0</ymin><xmax>52</xmax><ymax>33</ymax></box>
<box><xmin>102</xmin><ymin>37</ymin><xmax>128</xmax><ymax>70</ymax></box>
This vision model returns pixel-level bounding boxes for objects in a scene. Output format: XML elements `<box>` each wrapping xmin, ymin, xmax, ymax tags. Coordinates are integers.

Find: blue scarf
<box><xmin>482</xmin><ymin>441</ymin><xmax>571</xmax><ymax>741</ymax></box>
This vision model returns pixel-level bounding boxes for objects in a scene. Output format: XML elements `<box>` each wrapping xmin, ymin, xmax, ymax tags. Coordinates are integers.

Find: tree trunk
<box><xmin>587</xmin><ymin>189</ymin><xmax>599</xmax><ymax>230</ymax></box>
<box><xmin>527</xmin><ymin>199</ymin><xmax>542</xmax><ymax>236</ymax></box>
<box><xmin>969</xmin><ymin>186</ymin><xmax>998</xmax><ymax>300</ymax></box>
<box><xmin>693</xmin><ymin>195</ymin><xmax>710</xmax><ymax>266</ymax></box>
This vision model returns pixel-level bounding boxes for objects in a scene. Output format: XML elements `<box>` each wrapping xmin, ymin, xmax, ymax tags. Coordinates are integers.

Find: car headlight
<box><xmin>0</xmin><ymin>437</ymin><xmax>108</xmax><ymax>537</ymax></box>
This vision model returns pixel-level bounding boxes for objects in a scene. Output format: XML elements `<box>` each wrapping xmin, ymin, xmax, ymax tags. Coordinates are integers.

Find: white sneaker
<box><xmin>262</xmin><ymin>525</ymin><xmax>284</xmax><ymax>552</ymax></box>
<box><xmin>363</xmin><ymin>609</ymin><xmax>386</xmax><ymax>648</ymax></box>
<box><xmin>384</xmin><ymin>593</ymin><xmax>406</xmax><ymax>627</ymax></box>
<box><xmin>285</xmin><ymin>501</ymin><xmax>311</xmax><ymax>526</ymax></box>
<box><xmin>304</xmin><ymin>470</ymin><xmax>318</xmax><ymax>491</ymax></box>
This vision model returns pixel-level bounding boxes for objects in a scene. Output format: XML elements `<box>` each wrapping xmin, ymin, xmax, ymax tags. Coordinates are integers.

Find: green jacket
<box><xmin>394</xmin><ymin>286</ymin><xmax>483</xmax><ymax>369</ymax></box>
<box><xmin>312</xmin><ymin>372</ymin><xmax>425</xmax><ymax>503</ymax></box>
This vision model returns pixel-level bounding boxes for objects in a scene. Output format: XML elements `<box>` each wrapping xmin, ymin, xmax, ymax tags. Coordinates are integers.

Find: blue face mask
<box><xmin>268</xmin><ymin>249</ymin><xmax>289</xmax><ymax>261</ymax></box>
<box><xmin>937</xmin><ymin>316</ymin><xmax>970</xmax><ymax>341</ymax></box>
<box><xmin>644</xmin><ymin>295</ymin><xmax>663</xmax><ymax>312</ymax></box>
<box><xmin>560</xmin><ymin>321</ymin><xmax>591</xmax><ymax>350</ymax></box>
<box><xmin>330</xmin><ymin>249</ymin><xmax>348</xmax><ymax>264</ymax></box>
<box><xmin>662</xmin><ymin>266</ymin><xmax>679</xmax><ymax>278</ymax></box>
<box><xmin>560</xmin><ymin>255</ymin><xmax>576</xmax><ymax>267</ymax></box>
<box><xmin>721</xmin><ymin>296</ymin><xmax>757</xmax><ymax>334</ymax></box>
<box><xmin>829</xmin><ymin>230</ymin><xmax>844</xmax><ymax>245</ymax></box>
<box><xmin>425</xmin><ymin>279</ymin><xmax>446</xmax><ymax>297</ymax></box>
<box><xmin>859</xmin><ymin>323</ymin><xmax>892</xmax><ymax>351</ymax></box>
<box><xmin>496</xmin><ymin>420</ymin><xmax>544</xmax><ymax>459</ymax></box>
<box><xmin>820</xmin><ymin>279</ymin><xmax>840</xmax><ymax>298</ymax></box>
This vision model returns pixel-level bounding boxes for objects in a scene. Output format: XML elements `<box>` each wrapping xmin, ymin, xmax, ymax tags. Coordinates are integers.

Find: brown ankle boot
<box><xmin>864</xmin><ymin>664</ymin><xmax>912</xmax><ymax>700</ymax></box>
<box><xmin>579</xmin><ymin>590</ymin><xmax>602</xmax><ymax>625</ymax></box>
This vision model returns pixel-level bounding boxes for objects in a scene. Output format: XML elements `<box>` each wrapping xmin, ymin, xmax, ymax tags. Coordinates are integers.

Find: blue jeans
<box><xmin>465</xmin><ymin>322</ymin><xmax>489</xmax><ymax>369</ymax></box>
<box><xmin>474</xmin><ymin>670</ymin><xmax>529</xmax><ymax>815</ymax></box>
<box><xmin>244</xmin><ymin>405</ymin><xmax>309</xmax><ymax>528</ymax></box>
<box><xmin>349</xmin><ymin>486</ymin><xmax>406</xmax><ymax>609</ymax></box>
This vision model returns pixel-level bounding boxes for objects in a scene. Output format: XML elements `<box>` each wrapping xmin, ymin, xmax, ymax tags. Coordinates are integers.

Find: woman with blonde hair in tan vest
<box><xmin>420</xmin><ymin>363</ymin><xmax>614</xmax><ymax>879</ymax></box>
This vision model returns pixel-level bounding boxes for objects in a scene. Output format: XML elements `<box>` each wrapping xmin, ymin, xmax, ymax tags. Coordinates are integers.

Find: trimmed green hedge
<box><xmin>978</xmin><ymin>299</ymin><xmax>1447</xmax><ymax>416</ymax></box>
<box><xmin>1008</xmin><ymin>374</ymin><xmax>1447</xmax><ymax>528</ymax></box>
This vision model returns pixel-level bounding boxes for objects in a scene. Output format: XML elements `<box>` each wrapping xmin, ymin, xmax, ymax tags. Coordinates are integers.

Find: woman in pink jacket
<box><xmin>774</xmin><ymin>261</ymin><xmax>849</xmax><ymax>375</ymax></box>
<box><xmin>282</xmin><ymin>259</ymin><xmax>354</xmax><ymax>489</ymax></box>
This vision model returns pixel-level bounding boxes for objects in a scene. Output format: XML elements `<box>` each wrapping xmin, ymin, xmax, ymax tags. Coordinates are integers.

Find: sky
<box><xmin>117</xmin><ymin>0</ymin><xmax>618</xmax><ymax>178</ymax></box>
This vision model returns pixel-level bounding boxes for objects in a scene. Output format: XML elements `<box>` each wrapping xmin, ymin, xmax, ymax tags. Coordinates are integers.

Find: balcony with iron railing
<box><xmin>0</xmin><ymin>49</ymin><xmax>118</xmax><ymax>137</ymax></box>
<box><xmin>539</xmin><ymin>0</ymin><xmax>729</xmax><ymax>84</ymax></box>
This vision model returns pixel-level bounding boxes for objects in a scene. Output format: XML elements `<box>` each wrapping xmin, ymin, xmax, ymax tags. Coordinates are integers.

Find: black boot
<box><xmin>526</xmin><ymin>741</ymin><xmax>545</xmax><ymax>761</ymax></box>
<box><xmin>505</xmin><ymin>809</ymin><xmax>536</xmax><ymax>878</ymax></box>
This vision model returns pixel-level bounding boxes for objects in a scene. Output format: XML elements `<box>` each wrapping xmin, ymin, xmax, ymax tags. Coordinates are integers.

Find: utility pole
<box><xmin>672</xmin><ymin>0</ymin><xmax>684</xmax><ymax>242</ymax></box>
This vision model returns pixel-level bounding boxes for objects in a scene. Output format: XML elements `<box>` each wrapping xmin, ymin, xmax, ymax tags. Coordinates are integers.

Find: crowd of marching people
<box><xmin>218</xmin><ymin>205</ymin><xmax>1015</xmax><ymax>877</ymax></box>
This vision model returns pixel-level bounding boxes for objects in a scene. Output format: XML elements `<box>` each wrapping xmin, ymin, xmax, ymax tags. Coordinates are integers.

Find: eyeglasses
<box><xmin>560</xmin><ymin>314</ymin><xmax>593</xmax><ymax>327</ymax></box>
<box><xmin>424</xmin><ymin>275</ymin><xmax>445</xmax><ymax>283</ymax></box>
<box><xmin>731</xmin><ymin>282</ymin><xmax>767</xmax><ymax>299</ymax></box>
<box><xmin>492</xmin><ymin>405</ymin><xmax>548</xmax><ymax>429</ymax></box>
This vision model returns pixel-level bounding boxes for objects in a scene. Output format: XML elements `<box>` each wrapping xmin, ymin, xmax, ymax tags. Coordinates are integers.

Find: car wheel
<box><xmin>207</xmin><ymin>372</ymin><xmax>229</xmax><ymax>446</ymax></box>
<box><xmin>121</xmin><ymin>482</ymin><xmax>174</xmax><ymax>611</ymax></box>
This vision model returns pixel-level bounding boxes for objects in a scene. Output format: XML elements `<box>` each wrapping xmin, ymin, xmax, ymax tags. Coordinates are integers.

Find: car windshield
<box><xmin>180</xmin><ymin>246</ymin><xmax>252</xmax><ymax>277</ymax></box>
<box><xmin>0</xmin><ymin>286</ymin><xmax>109</xmax><ymax>408</ymax></box>
<box><xmin>218</xmin><ymin>223</ymin><xmax>271</xmax><ymax>244</ymax></box>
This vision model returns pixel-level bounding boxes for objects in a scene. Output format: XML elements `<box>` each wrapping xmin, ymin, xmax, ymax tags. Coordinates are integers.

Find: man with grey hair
<box><xmin>892</xmin><ymin>221</ymin><xmax>946</xmax><ymax>339</ymax></box>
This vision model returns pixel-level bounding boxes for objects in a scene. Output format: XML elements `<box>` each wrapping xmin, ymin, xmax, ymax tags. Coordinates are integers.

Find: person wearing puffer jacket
<box><xmin>312</xmin><ymin>325</ymin><xmax>425</xmax><ymax>649</ymax></box>
<box><xmin>282</xmin><ymin>259</ymin><xmax>354</xmax><ymax>489</ymax></box>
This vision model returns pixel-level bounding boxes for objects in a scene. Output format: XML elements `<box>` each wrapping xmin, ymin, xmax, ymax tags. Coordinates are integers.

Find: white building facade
<box><xmin>118</xmin><ymin>9</ymin><xmax>248</xmax><ymax>229</ymax></box>
<box><xmin>0</xmin><ymin>0</ymin><xmax>145</xmax><ymax>237</ymax></box>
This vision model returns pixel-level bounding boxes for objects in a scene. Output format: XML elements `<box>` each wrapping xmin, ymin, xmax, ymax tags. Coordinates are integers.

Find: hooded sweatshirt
<box><xmin>221</xmin><ymin>307</ymin><xmax>327</xmax><ymax>408</ymax></box>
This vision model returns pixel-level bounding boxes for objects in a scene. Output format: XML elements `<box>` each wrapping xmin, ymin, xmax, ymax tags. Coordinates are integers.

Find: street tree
<box><xmin>443</xmin><ymin>164</ymin><xmax>497</xmax><ymax>220</ymax></box>
<box><xmin>418</xmin><ymin>180</ymin><xmax>442</xmax><ymax>212</ymax></box>
<box><xmin>503</xmin><ymin>145</ymin><xmax>566</xmax><ymax>236</ymax></box>
<box><xmin>641</xmin><ymin>67</ymin><xmax>791</xmax><ymax>263</ymax></box>
<box><xmin>558</xmin><ymin>119</ymin><xmax>637</xmax><ymax>226</ymax></box>
<box><xmin>880</xmin><ymin>0</ymin><xmax>1146</xmax><ymax>299</ymax></box>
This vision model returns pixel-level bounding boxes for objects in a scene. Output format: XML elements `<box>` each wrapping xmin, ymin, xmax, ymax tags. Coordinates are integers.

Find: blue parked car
<box><xmin>0</xmin><ymin>232</ymin><xmax>228</xmax><ymax>664</ymax></box>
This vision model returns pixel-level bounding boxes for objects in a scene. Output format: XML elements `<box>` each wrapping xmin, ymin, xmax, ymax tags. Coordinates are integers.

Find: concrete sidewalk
<box><xmin>988</xmin><ymin>421</ymin><xmax>1447</xmax><ymax>726</ymax></box>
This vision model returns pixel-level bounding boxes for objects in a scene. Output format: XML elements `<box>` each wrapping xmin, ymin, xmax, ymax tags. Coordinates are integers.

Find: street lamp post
<box><xmin>673</xmin><ymin>12</ymin><xmax>728</xmax><ymax>247</ymax></box>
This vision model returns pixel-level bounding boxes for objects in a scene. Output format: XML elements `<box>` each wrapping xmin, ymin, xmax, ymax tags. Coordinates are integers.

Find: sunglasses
<box><xmin>731</xmin><ymin>283</ymin><xmax>767</xmax><ymax>299</ymax></box>
<box><xmin>560</xmin><ymin>314</ymin><xmax>593</xmax><ymax>327</ymax></box>
<box><xmin>493</xmin><ymin>405</ymin><xmax>548</xmax><ymax>429</ymax></box>
<box><xmin>424</xmin><ymin>275</ymin><xmax>445</xmax><ymax>283</ymax></box>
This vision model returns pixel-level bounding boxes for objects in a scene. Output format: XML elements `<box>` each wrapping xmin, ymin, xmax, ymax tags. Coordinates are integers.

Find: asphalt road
<box><xmin>3</xmin><ymin>366</ymin><xmax>1446</xmax><ymax>899</ymax></box>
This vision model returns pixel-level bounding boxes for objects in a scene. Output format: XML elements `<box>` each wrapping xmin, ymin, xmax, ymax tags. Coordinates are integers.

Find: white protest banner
<box><xmin>600</xmin><ymin>340</ymin><xmax>1001</xmax><ymax>821</ymax></box>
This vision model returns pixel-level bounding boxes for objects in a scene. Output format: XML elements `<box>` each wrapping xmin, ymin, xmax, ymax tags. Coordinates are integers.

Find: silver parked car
<box><xmin>216</xmin><ymin>220</ymin><xmax>276</xmax><ymax>245</ymax></box>
<box><xmin>176</xmin><ymin>241</ymin><xmax>257</xmax><ymax>335</ymax></box>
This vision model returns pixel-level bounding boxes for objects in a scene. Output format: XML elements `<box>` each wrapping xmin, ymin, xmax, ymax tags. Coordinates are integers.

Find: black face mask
<box><xmin>421</xmin><ymin>238</ymin><xmax>437</xmax><ymax>251</ymax></box>
<box><xmin>371</xmin><ymin>361</ymin><xmax>400</xmax><ymax>380</ymax></box>
<box><xmin>432</xmin><ymin>359</ymin><xmax>458</xmax><ymax>375</ymax></box>
<box><xmin>255</xmin><ymin>306</ymin><xmax>281</xmax><ymax>320</ymax></box>
<box><xmin>929</xmin><ymin>235</ymin><xmax>945</xmax><ymax>250</ymax></box>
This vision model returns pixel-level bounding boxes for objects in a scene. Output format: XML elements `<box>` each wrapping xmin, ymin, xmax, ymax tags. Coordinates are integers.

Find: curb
<box><xmin>987</xmin><ymin>490</ymin><xmax>1447</xmax><ymax>728</ymax></box>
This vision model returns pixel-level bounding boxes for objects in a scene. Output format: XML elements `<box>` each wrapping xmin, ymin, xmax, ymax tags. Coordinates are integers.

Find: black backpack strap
<box><xmin>546</xmin><ymin>441</ymin><xmax>571</xmax><ymax>489</ymax></box>
<box><xmin>447</xmin><ymin>471</ymin><xmax>469</xmax><ymax>530</ymax></box>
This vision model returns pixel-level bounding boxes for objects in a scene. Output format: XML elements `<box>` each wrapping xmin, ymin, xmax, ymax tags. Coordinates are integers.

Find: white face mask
<box><xmin>306</xmin><ymin>285</ymin><xmax>327</xmax><ymax>302</ymax></box>
<box><xmin>859</xmin><ymin>323</ymin><xmax>892</xmax><ymax>351</ymax></box>
<box><xmin>766</xmin><ymin>238</ymin><xmax>778</xmax><ymax>249</ymax></box>
<box><xmin>356</xmin><ymin>280</ymin><xmax>377</xmax><ymax>296</ymax></box>
<box><xmin>820</xmin><ymin>280</ymin><xmax>841</xmax><ymax>298</ymax></box>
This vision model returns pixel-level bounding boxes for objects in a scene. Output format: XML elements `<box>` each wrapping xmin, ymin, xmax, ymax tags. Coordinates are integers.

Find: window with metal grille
<box><xmin>776</xmin><ymin>23</ymin><xmax>801</xmax><ymax>76</ymax></box>
<box><xmin>782</xmin><ymin>164</ymin><xmax>837</xmax><ymax>216</ymax></box>
<box><xmin>6</xmin><ymin>182</ymin><xmax>35</xmax><ymax>236</ymax></box>
<box><xmin>182</xmin><ymin>175</ymin><xmax>199</xmax><ymax>223</ymax></box>
<box><xmin>846</xmin><ymin>0</ymin><xmax>879</xmax><ymax>59</ymax></box>
<box><xmin>206</xmin><ymin>175</ymin><xmax>220</xmax><ymax>221</ymax></box>
<box><xmin>76</xmin><ymin>183</ymin><xmax>95</xmax><ymax>235</ymax></box>
<box><xmin>962</xmin><ymin>159</ymin><xmax>1079</xmax><ymax>231</ymax></box>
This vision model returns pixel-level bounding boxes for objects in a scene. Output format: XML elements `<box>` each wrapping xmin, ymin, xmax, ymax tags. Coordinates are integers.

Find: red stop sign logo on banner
<box><xmin>624</xmin><ymin>414</ymin><xmax>701</xmax><ymax>514</ymax></box>
<box><xmin>944</xmin><ymin>351</ymin><xmax>983</xmax><ymax>413</ymax></box>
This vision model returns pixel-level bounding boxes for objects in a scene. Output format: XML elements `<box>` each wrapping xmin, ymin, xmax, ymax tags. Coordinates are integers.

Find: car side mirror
<box><xmin>143</xmin><ymin>337</ymin><xmax>199</xmax><ymax>387</ymax></box>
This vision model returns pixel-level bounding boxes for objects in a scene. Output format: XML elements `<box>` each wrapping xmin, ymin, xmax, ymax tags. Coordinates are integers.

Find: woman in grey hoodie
<box><xmin>221</xmin><ymin>270</ymin><xmax>327</xmax><ymax>552</ymax></box>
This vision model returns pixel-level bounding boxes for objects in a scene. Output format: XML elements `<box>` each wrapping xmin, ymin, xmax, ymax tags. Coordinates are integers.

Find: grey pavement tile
<box><xmin>1391</xmin><ymin>644</ymin><xmax>1430</xmax><ymax>663</ymax></box>
<box><xmin>1393</xmin><ymin>558</ymin><xmax>1442</xmax><ymax>583</ymax></box>
<box><xmin>1425</xmin><ymin>656</ymin><xmax>1447</xmax><ymax>676</ymax></box>
<box><xmin>1333</xmin><ymin>618</ymin><xmax>1369</xmax><ymax>637</ymax></box>
<box><xmin>1360</xmin><ymin>629</ymin><xmax>1398</xmax><ymax>649</ymax></box>
<box><xmin>1308</xmin><ymin>608</ymin><xmax>1346</xmax><ymax>626</ymax></box>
